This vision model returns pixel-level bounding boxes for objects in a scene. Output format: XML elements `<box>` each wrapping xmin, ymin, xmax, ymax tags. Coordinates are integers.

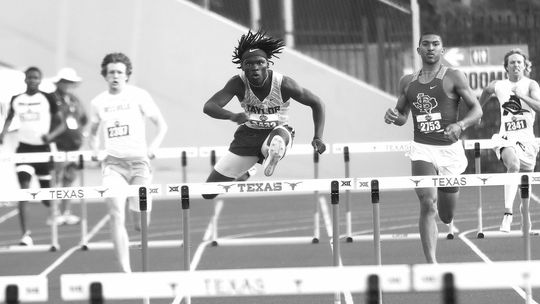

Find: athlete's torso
<box><xmin>239</xmin><ymin>71</ymin><xmax>290</xmax><ymax>129</ymax></box>
<box><xmin>91</xmin><ymin>85</ymin><xmax>158</xmax><ymax>158</ymax></box>
<box><xmin>53</xmin><ymin>91</ymin><xmax>87</xmax><ymax>150</ymax></box>
<box><xmin>10</xmin><ymin>91</ymin><xmax>56</xmax><ymax>145</ymax></box>
<box><xmin>406</xmin><ymin>66</ymin><xmax>460</xmax><ymax>145</ymax></box>
<box><xmin>494</xmin><ymin>78</ymin><xmax>535</xmax><ymax>140</ymax></box>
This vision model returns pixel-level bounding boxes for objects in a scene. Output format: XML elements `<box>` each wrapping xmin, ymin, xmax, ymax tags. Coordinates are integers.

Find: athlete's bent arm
<box><xmin>0</xmin><ymin>105</ymin><xmax>15</xmax><ymax>144</ymax></box>
<box><xmin>45</xmin><ymin>111</ymin><xmax>67</xmax><ymax>143</ymax></box>
<box><xmin>514</xmin><ymin>80</ymin><xmax>540</xmax><ymax>113</ymax></box>
<box><xmin>88</xmin><ymin>121</ymin><xmax>101</xmax><ymax>160</ymax></box>
<box><xmin>281</xmin><ymin>76</ymin><xmax>326</xmax><ymax>153</ymax></box>
<box><xmin>147</xmin><ymin>112</ymin><xmax>168</xmax><ymax>159</ymax></box>
<box><xmin>451</xmin><ymin>70</ymin><xmax>483</xmax><ymax>130</ymax></box>
<box><xmin>385</xmin><ymin>74</ymin><xmax>412</xmax><ymax>126</ymax></box>
<box><xmin>203</xmin><ymin>76</ymin><xmax>248</xmax><ymax>124</ymax></box>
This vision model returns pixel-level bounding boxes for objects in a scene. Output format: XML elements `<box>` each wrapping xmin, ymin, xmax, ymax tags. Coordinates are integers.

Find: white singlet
<box><xmin>90</xmin><ymin>85</ymin><xmax>160</xmax><ymax>158</ymax></box>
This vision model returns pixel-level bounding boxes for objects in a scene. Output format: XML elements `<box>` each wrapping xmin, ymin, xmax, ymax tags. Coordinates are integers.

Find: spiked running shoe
<box><xmin>263</xmin><ymin>135</ymin><xmax>285</xmax><ymax>177</ymax></box>
<box><xmin>500</xmin><ymin>213</ymin><xmax>513</xmax><ymax>232</ymax></box>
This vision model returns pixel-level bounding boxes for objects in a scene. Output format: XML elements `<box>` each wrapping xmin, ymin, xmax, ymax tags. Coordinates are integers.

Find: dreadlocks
<box><xmin>232</xmin><ymin>29</ymin><xmax>285</xmax><ymax>67</ymax></box>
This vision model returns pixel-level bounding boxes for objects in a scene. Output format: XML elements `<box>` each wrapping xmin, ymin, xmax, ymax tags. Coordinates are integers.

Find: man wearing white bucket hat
<box><xmin>50</xmin><ymin>67</ymin><xmax>88</xmax><ymax>226</ymax></box>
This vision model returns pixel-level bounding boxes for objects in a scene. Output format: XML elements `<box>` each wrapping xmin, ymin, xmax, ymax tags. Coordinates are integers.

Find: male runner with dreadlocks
<box><xmin>202</xmin><ymin>30</ymin><xmax>326</xmax><ymax>199</ymax></box>
<box><xmin>479</xmin><ymin>48</ymin><xmax>540</xmax><ymax>233</ymax></box>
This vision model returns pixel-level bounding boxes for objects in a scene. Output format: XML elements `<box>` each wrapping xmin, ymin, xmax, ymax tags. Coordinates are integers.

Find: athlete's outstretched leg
<box><xmin>500</xmin><ymin>147</ymin><xmax>520</xmax><ymax>232</ymax></box>
<box><xmin>202</xmin><ymin>153</ymin><xmax>258</xmax><ymax>200</ymax></box>
<box><xmin>437</xmin><ymin>188</ymin><xmax>459</xmax><ymax>224</ymax></box>
<box><xmin>103</xmin><ymin>171</ymin><xmax>131</xmax><ymax>273</ymax></box>
<box><xmin>412</xmin><ymin>160</ymin><xmax>439</xmax><ymax>264</ymax></box>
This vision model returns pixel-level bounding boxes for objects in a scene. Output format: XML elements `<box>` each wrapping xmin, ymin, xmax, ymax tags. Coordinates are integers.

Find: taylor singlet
<box><xmin>406</xmin><ymin>66</ymin><xmax>460</xmax><ymax>145</ymax></box>
<box><xmin>494</xmin><ymin>78</ymin><xmax>536</xmax><ymax>141</ymax></box>
<box><xmin>239</xmin><ymin>71</ymin><xmax>290</xmax><ymax>129</ymax></box>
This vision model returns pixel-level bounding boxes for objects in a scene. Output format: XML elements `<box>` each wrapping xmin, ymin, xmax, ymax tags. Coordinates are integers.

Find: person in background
<box><xmin>50</xmin><ymin>67</ymin><xmax>88</xmax><ymax>225</ymax></box>
<box><xmin>0</xmin><ymin>66</ymin><xmax>66</xmax><ymax>245</ymax></box>
<box><xmin>384</xmin><ymin>32</ymin><xmax>482</xmax><ymax>263</ymax></box>
<box><xmin>89</xmin><ymin>53</ymin><xmax>167</xmax><ymax>272</ymax></box>
<box><xmin>478</xmin><ymin>48</ymin><xmax>540</xmax><ymax>233</ymax></box>
<box><xmin>202</xmin><ymin>29</ymin><xmax>326</xmax><ymax>199</ymax></box>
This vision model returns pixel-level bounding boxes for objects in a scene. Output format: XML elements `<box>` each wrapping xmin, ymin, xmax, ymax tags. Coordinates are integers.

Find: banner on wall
<box><xmin>442</xmin><ymin>44</ymin><xmax>529</xmax><ymax>97</ymax></box>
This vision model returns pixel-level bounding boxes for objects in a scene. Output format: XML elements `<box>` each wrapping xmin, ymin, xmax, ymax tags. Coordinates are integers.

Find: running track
<box><xmin>0</xmin><ymin>185</ymin><xmax>539</xmax><ymax>304</ymax></box>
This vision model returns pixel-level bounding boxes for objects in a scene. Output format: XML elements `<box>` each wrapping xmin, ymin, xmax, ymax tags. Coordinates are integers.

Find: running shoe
<box><xmin>19</xmin><ymin>232</ymin><xmax>33</xmax><ymax>246</ymax></box>
<box><xmin>263</xmin><ymin>136</ymin><xmax>285</xmax><ymax>177</ymax></box>
<box><xmin>47</xmin><ymin>214</ymin><xmax>65</xmax><ymax>226</ymax></box>
<box><xmin>61</xmin><ymin>212</ymin><xmax>81</xmax><ymax>225</ymax></box>
<box><xmin>499</xmin><ymin>213</ymin><xmax>513</xmax><ymax>232</ymax></box>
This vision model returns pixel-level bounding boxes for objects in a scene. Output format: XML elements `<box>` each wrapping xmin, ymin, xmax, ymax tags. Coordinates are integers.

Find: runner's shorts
<box><xmin>407</xmin><ymin>141</ymin><xmax>467</xmax><ymax>175</ymax></box>
<box><xmin>15</xmin><ymin>142</ymin><xmax>52</xmax><ymax>177</ymax></box>
<box><xmin>492</xmin><ymin>133</ymin><xmax>539</xmax><ymax>171</ymax></box>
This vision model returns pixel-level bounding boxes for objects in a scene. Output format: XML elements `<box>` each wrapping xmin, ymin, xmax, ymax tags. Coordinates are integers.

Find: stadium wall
<box><xmin>0</xmin><ymin>0</ymin><xmax>412</xmax><ymax>181</ymax></box>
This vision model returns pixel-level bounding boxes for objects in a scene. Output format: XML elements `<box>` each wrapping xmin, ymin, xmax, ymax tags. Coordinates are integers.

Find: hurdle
<box><xmin>0</xmin><ymin>152</ymin><xmax>66</xmax><ymax>253</ymax></box>
<box><xmin>199</xmin><ymin>144</ymin><xmax>324</xmax><ymax>247</ymax></box>
<box><xmin>0</xmin><ymin>275</ymin><xmax>48</xmax><ymax>303</ymax></box>
<box><xmin>60</xmin><ymin>260</ymin><xmax>540</xmax><ymax>303</ymax></box>
<box><xmin>334</xmin><ymin>141</ymin><xmax>458</xmax><ymax>241</ymax></box>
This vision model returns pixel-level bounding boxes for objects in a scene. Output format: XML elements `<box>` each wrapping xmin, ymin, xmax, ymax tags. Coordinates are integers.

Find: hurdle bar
<box><xmin>60</xmin><ymin>260</ymin><xmax>540</xmax><ymax>302</ymax></box>
<box><xmin>201</xmin><ymin>146</ymin><xmax>327</xmax><ymax>247</ymax></box>
<box><xmin>0</xmin><ymin>184</ymin><xmax>162</xmax><ymax>253</ymax></box>
<box><xmin>0</xmin><ymin>276</ymin><xmax>48</xmax><ymax>303</ymax></box>
<box><xmin>60</xmin><ymin>264</ymin><xmax>410</xmax><ymax>301</ymax></box>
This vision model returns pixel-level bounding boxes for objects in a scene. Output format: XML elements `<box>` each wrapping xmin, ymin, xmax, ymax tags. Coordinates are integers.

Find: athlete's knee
<box><xmin>17</xmin><ymin>171</ymin><xmax>32</xmax><ymax>188</ymax></box>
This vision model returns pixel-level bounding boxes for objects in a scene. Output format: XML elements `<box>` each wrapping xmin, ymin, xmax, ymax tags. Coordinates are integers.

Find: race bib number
<box><xmin>107</xmin><ymin>124</ymin><xmax>129</xmax><ymax>138</ymax></box>
<box><xmin>248</xmin><ymin>113</ymin><xmax>279</xmax><ymax>129</ymax></box>
<box><xmin>20</xmin><ymin>112</ymin><xmax>40</xmax><ymax>121</ymax></box>
<box><xmin>416</xmin><ymin>113</ymin><xmax>442</xmax><ymax>133</ymax></box>
<box><xmin>505</xmin><ymin>119</ymin><xmax>527</xmax><ymax>131</ymax></box>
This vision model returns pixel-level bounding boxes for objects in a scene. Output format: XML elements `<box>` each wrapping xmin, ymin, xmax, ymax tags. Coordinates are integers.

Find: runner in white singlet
<box><xmin>89</xmin><ymin>53</ymin><xmax>167</xmax><ymax>272</ymax></box>
<box><xmin>479</xmin><ymin>49</ymin><xmax>540</xmax><ymax>233</ymax></box>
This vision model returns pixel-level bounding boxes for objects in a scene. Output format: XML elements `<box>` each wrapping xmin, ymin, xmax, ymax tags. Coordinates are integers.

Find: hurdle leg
<box><xmin>312</xmin><ymin>151</ymin><xmax>320</xmax><ymax>243</ymax></box>
<box><xmin>79</xmin><ymin>155</ymin><xmax>89</xmax><ymax>249</ymax></box>
<box><xmin>370</xmin><ymin>180</ymin><xmax>383</xmax><ymax>304</ymax></box>
<box><xmin>330</xmin><ymin>181</ymin><xmax>341</xmax><ymax>304</ymax></box>
<box><xmin>520</xmin><ymin>175</ymin><xmax>532</xmax><ymax>304</ymax></box>
<box><xmin>211</xmin><ymin>199</ymin><xmax>223</xmax><ymax>246</ymax></box>
<box><xmin>343</xmin><ymin>146</ymin><xmax>353</xmax><ymax>242</ymax></box>
<box><xmin>181</xmin><ymin>186</ymin><xmax>191</xmax><ymax>304</ymax></box>
<box><xmin>474</xmin><ymin>142</ymin><xmax>484</xmax><ymax>238</ymax></box>
<box><xmin>50</xmin><ymin>200</ymin><xmax>60</xmax><ymax>251</ymax></box>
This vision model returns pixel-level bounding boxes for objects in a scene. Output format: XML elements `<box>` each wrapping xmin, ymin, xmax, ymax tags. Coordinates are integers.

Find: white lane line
<box><xmin>39</xmin><ymin>214</ymin><xmax>110</xmax><ymax>277</ymax></box>
<box><xmin>459</xmin><ymin>226</ymin><xmax>539</xmax><ymax>304</ymax></box>
<box><xmin>0</xmin><ymin>209</ymin><xmax>17</xmax><ymax>224</ymax></box>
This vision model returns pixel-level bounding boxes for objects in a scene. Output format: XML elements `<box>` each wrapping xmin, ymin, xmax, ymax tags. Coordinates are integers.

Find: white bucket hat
<box><xmin>54</xmin><ymin>67</ymin><xmax>82</xmax><ymax>82</ymax></box>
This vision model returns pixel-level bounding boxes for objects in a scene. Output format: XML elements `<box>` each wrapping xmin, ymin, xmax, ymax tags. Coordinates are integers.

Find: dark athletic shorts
<box><xmin>16</xmin><ymin>142</ymin><xmax>52</xmax><ymax>176</ymax></box>
<box><xmin>229</xmin><ymin>124</ymin><xmax>295</xmax><ymax>162</ymax></box>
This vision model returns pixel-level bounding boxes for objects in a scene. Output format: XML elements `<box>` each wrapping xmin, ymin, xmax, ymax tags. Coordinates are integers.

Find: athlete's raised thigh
<box><xmin>214</xmin><ymin>152</ymin><xmax>259</xmax><ymax>179</ymax></box>
<box><xmin>412</xmin><ymin>160</ymin><xmax>437</xmax><ymax>203</ymax></box>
